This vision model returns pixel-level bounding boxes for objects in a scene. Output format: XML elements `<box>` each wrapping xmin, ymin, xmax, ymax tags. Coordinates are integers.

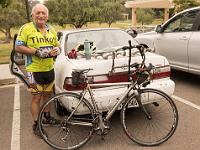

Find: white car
<box><xmin>54</xmin><ymin>28</ymin><xmax>175</xmax><ymax>111</ymax></box>
<box><xmin>10</xmin><ymin>28</ymin><xmax>175</xmax><ymax>112</ymax></box>
<box><xmin>135</xmin><ymin>7</ymin><xmax>200</xmax><ymax>75</ymax></box>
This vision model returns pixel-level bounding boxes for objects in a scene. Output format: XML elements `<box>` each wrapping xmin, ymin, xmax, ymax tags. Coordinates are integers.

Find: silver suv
<box><xmin>135</xmin><ymin>7</ymin><xmax>200</xmax><ymax>75</ymax></box>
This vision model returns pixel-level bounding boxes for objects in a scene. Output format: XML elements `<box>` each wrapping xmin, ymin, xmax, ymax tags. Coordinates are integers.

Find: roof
<box><xmin>177</xmin><ymin>6</ymin><xmax>200</xmax><ymax>13</ymax></box>
<box><xmin>125</xmin><ymin>0</ymin><xmax>173</xmax><ymax>8</ymax></box>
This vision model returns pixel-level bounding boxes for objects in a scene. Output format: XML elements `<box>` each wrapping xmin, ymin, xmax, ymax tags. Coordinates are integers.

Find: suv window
<box><xmin>164</xmin><ymin>10</ymin><xmax>200</xmax><ymax>33</ymax></box>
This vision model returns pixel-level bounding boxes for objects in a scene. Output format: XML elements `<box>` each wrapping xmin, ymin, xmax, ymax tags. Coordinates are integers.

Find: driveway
<box><xmin>1</xmin><ymin>70</ymin><xmax>200</xmax><ymax>150</ymax></box>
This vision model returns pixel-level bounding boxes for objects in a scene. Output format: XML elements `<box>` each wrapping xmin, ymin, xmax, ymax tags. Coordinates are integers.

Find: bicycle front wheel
<box><xmin>38</xmin><ymin>92</ymin><xmax>95</xmax><ymax>150</ymax></box>
<box><xmin>121</xmin><ymin>88</ymin><xmax>178</xmax><ymax>146</ymax></box>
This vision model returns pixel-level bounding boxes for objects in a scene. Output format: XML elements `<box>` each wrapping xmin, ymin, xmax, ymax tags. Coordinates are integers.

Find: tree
<box><xmin>45</xmin><ymin>0</ymin><xmax>98</xmax><ymax>28</ymax></box>
<box><xmin>0</xmin><ymin>0</ymin><xmax>12</xmax><ymax>7</ymax></box>
<box><xmin>45</xmin><ymin>0</ymin><xmax>125</xmax><ymax>28</ymax></box>
<box><xmin>45</xmin><ymin>0</ymin><xmax>67</xmax><ymax>27</ymax></box>
<box><xmin>67</xmin><ymin>0</ymin><xmax>95</xmax><ymax>28</ymax></box>
<box><xmin>0</xmin><ymin>0</ymin><xmax>26</xmax><ymax>43</ymax></box>
<box><xmin>137</xmin><ymin>8</ymin><xmax>155</xmax><ymax>27</ymax></box>
<box><xmin>98</xmin><ymin>1</ymin><xmax>124</xmax><ymax>27</ymax></box>
<box><xmin>173</xmin><ymin>0</ymin><xmax>200</xmax><ymax>13</ymax></box>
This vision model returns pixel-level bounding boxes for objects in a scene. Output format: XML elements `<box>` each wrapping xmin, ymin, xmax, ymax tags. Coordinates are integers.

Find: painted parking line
<box><xmin>0</xmin><ymin>82</ymin><xmax>24</xmax><ymax>89</ymax></box>
<box><xmin>172</xmin><ymin>95</ymin><xmax>200</xmax><ymax>110</ymax></box>
<box><xmin>11</xmin><ymin>84</ymin><xmax>20</xmax><ymax>150</ymax></box>
<box><xmin>0</xmin><ymin>84</ymin><xmax>17</xmax><ymax>89</ymax></box>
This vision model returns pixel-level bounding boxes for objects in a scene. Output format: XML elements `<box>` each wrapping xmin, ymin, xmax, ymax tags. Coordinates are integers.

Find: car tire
<box><xmin>54</xmin><ymin>99</ymin><xmax>69</xmax><ymax>116</ymax></box>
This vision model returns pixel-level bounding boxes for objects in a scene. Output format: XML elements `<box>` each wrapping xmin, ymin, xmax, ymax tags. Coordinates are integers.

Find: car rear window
<box><xmin>65</xmin><ymin>29</ymin><xmax>137</xmax><ymax>54</ymax></box>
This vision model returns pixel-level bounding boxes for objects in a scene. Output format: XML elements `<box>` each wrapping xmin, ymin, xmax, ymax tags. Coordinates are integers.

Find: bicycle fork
<box><xmin>135</xmin><ymin>91</ymin><xmax>152</xmax><ymax>120</ymax></box>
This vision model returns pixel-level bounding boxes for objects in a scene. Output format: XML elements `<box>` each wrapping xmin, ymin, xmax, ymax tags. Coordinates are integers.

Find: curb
<box><xmin>0</xmin><ymin>78</ymin><xmax>16</xmax><ymax>86</ymax></box>
<box><xmin>0</xmin><ymin>64</ymin><xmax>16</xmax><ymax>86</ymax></box>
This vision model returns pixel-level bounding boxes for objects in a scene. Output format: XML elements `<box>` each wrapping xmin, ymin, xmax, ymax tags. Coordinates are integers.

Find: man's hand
<box><xmin>49</xmin><ymin>47</ymin><xmax>61</xmax><ymax>57</ymax></box>
<box><xmin>34</xmin><ymin>48</ymin><xmax>49</xmax><ymax>58</ymax></box>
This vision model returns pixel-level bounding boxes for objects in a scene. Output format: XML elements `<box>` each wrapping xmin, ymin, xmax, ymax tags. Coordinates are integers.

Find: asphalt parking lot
<box><xmin>0</xmin><ymin>70</ymin><xmax>200</xmax><ymax>150</ymax></box>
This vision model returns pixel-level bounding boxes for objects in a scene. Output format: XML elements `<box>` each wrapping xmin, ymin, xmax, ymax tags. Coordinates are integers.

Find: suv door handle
<box><xmin>157</xmin><ymin>37</ymin><xmax>161</xmax><ymax>40</ymax></box>
<box><xmin>179</xmin><ymin>36</ymin><xmax>188</xmax><ymax>40</ymax></box>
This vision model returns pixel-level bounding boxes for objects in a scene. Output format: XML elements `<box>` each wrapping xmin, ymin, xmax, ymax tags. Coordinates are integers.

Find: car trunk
<box><xmin>60</xmin><ymin>51</ymin><xmax>171</xmax><ymax>113</ymax></box>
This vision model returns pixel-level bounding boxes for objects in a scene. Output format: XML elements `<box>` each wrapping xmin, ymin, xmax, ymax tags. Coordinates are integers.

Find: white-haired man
<box><xmin>15</xmin><ymin>3</ymin><xmax>60</xmax><ymax>137</ymax></box>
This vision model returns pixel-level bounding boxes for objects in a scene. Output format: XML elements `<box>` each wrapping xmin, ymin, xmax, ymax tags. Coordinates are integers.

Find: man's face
<box><xmin>32</xmin><ymin>6</ymin><xmax>48</xmax><ymax>27</ymax></box>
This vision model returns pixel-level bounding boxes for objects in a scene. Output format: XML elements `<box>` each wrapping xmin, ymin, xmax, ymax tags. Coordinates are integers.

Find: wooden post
<box><xmin>132</xmin><ymin>8</ymin><xmax>137</xmax><ymax>27</ymax></box>
<box><xmin>164</xmin><ymin>8</ymin><xmax>169</xmax><ymax>22</ymax></box>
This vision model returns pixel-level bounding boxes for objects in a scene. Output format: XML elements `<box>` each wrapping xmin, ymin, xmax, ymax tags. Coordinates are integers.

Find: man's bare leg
<box><xmin>31</xmin><ymin>94</ymin><xmax>42</xmax><ymax>121</ymax></box>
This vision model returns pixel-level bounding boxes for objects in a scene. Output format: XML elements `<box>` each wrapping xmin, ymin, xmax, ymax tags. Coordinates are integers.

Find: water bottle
<box><xmin>84</xmin><ymin>39</ymin><xmax>91</xmax><ymax>60</ymax></box>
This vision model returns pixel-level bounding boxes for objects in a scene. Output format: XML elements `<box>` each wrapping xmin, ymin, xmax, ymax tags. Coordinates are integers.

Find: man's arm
<box><xmin>15</xmin><ymin>45</ymin><xmax>36</xmax><ymax>55</ymax></box>
<box><xmin>15</xmin><ymin>45</ymin><xmax>51</xmax><ymax>58</ymax></box>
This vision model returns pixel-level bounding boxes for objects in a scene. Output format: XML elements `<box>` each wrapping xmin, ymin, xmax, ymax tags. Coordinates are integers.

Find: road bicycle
<box><xmin>37</xmin><ymin>42</ymin><xmax>178</xmax><ymax>150</ymax></box>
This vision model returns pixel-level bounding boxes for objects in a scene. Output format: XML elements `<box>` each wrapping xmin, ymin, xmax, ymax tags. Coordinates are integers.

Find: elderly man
<box><xmin>15</xmin><ymin>3</ymin><xmax>60</xmax><ymax>137</ymax></box>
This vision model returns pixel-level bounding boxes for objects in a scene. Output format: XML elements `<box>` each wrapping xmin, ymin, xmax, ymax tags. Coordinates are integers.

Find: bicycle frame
<box><xmin>79</xmin><ymin>81</ymin><xmax>137</xmax><ymax>121</ymax></box>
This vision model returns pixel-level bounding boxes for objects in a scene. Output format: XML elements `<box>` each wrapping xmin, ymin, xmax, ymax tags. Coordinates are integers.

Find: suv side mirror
<box><xmin>155</xmin><ymin>25</ymin><xmax>163</xmax><ymax>33</ymax></box>
<box><xmin>126</xmin><ymin>28</ymin><xmax>138</xmax><ymax>38</ymax></box>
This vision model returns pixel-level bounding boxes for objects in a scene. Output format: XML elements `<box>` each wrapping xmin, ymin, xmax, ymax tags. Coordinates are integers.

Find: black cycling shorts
<box><xmin>33</xmin><ymin>69</ymin><xmax>55</xmax><ymax>85</ymax></box>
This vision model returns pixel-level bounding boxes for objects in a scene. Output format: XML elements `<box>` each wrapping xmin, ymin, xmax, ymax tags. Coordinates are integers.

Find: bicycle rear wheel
<box><xmin>38</xmin><ymin>92</ymin><xmax>94</xmax><ymax>150</ymax></box>
<box><xmin>121</xmin><ymin>88</ymin><xmax>178</xmax><ymax>146</ymax></box>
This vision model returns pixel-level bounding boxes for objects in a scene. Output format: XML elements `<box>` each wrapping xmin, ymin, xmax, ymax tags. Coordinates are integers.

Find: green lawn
<box><xmin>0</xmin><ymin>42</ymin><xmax>13</xmax><ymax>64</ymax></box>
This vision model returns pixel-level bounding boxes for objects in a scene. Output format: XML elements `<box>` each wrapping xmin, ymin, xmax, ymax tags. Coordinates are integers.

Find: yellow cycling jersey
<box><xmin>16</xmin><ymin>22</ymin><xmax>59</xmax><ymax>72</ymax></box>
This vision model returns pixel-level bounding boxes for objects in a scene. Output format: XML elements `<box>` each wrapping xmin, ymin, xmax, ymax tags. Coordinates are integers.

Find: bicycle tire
<box><xmin>38</xmin><ymin>92</ymin><xmax>95</xmax><ymax>150</ymax></box>
<box><xmin>120</xmin><ymin>88</ymin><xmax>178</xmax><ymax>146</ymax></box>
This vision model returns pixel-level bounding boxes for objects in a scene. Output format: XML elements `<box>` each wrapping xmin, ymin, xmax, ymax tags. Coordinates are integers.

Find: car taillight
<box><xmin>63</xmin><ymin>77</ymin><xmax>87</xmax><ymax>91</ymax></box>
<box><xmin>151</xmin><ymin>65</ymin><xmax>171</xmax><ymax>80</ymax></box>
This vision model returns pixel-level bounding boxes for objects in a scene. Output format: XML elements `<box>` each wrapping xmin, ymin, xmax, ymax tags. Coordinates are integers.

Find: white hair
<box><xmin>31</xmin><ymin>4</ymin><xmax>49</xmax><ymax>17</ymax></box>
